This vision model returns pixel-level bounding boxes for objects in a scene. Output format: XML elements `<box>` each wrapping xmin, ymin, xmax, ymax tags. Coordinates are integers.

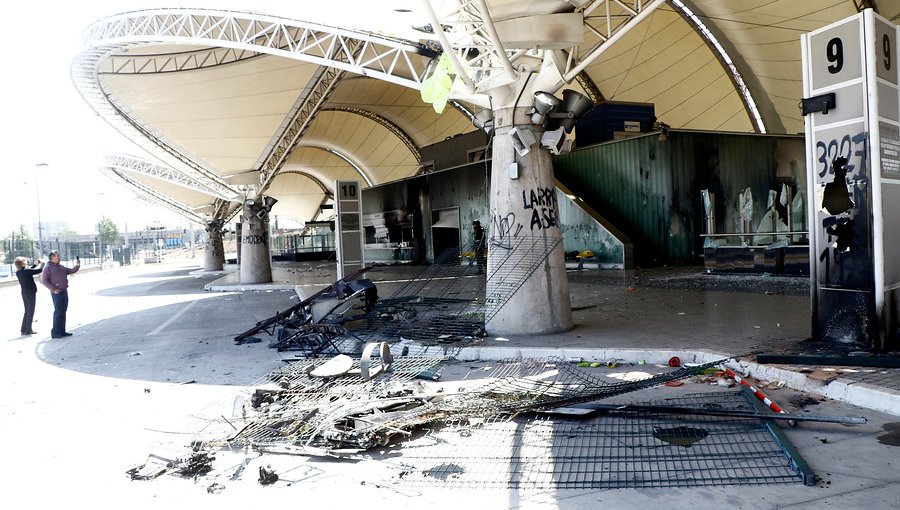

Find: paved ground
<box><xmin>1</xmin><ymin>259</ymin><xmax>899</xmax><ymax>508</ymax></box>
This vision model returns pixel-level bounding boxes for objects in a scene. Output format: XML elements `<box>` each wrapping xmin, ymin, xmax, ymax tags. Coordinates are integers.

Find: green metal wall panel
<box><xmin>554</xmin><ymin>131</ymin><xmax>804</xmax><ymax>266</ymax></box>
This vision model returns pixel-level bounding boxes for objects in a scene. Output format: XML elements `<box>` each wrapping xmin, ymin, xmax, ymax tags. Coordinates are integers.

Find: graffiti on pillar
<box><xmin>490</xmin><ymin>212</ymin><xmax>523</xmax><ymax>250</ymax></box>
<box><xmin>207</xmin><ymin>240</ymin><xmax>224</xmax><ymax>258</ymax></box>
<box><xmin>522</xmin><ymin>187</ymin><xmax>559</xmax><ymax>231</ymax></box>
<box><xmin>242</xmin><ymin>234</ymin><xmax>268</xmax><ymax>246</ymax></box>
<box><xmin>815</xmin><ymin>131</ymin><xmax>869</xmax><ymax>288</ymax></box>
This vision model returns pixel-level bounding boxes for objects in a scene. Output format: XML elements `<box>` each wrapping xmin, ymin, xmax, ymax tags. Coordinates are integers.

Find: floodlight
<box><xmin>558</xmin><ymin>89</ymin><xmax>592</xmax><ymax>133</ymax></box>
<box><xmin>530</xmin><ymin>91</ymin><xmax>562</xmax><ymax>125</ymax></box>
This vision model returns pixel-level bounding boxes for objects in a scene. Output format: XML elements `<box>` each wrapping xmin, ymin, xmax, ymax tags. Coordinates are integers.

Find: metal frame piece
<box><xmin>99</xmin><ymin>166</ymin><xmax>207</xmax><ymax>224</ymax></box>
<box><xmin>565</xmin><ymin>0</ymin><xmax>666</xmax><ymax>81</ymax></box>
<box><xmin>669</xmin><ymin>0</ymin><xmax>767</xmax><ymax>133</ymax></box>
<box><xmin>294</xmin><ymin>144</ymin><xmax>375</xmax><ymax>187</ymax></box>
<box><xmin>99</xmin><ymin>46</ymin><xmax>263</xmax><ymax>74</ymax></box>
<box><xmin>78</xmin><ymin>9</ymin><xmax>434</xmax><ymax>89</ymax></box>
<box><xmin>574</xmin><ymin>71</ymin><xmax>605</xmax><ymax>103</ymax></box>
<box><xmin>274</xmin><ymin>170</ymin><xmax>334</xmax><ymax>199</ymax></box>
<box><xmin>419</xmin><ymin>0</ymin><xmax>518</xmax><ymax>93</ymax></box>
<box><xmin>256</xmin><ymin>61</ymin><xmax>356</xmax><ymax>194</ymax></box>
<box><xmin>103</xmin><ymin>154</ymin><xmax>239</xmax><ymax>201</ymax></box>
<box><xmin>740</xmin><ymin>386</ymin><xmax>817</xmax><ymax>486</ymax></box>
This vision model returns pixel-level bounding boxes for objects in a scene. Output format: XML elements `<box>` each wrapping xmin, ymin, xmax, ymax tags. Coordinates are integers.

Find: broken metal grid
<box><xmin>388</xmin><ymin>391</ymin><xmax>804</xmax><ymax>490</ymax></box>
<box><xmin>223</xmin><ymin>357</ymin><xmax>724</xmax><ymax>455</ymax></box>
<box><xmin>225</xmin><ymin>356</ymin><xmax>448</xmax><ymax>449</ymax></box>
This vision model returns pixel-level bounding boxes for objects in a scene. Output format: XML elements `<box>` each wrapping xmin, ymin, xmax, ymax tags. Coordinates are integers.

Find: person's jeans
<box><xmin>20</xmin><ymin>291</ymin><xmax>36</xmax><ymax>334</ymax></box>
<box><xmin>51</xmin><ymin>290</ymin><xmax>68</xmax><ymax>337</ymax></box>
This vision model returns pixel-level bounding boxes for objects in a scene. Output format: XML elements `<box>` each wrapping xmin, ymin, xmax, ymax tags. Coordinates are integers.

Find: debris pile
<box><xmin>220</xmin><ymin>354</ymin><xmax>724</xmax><ymax>456</ymax></box>
<box><xmin>233</xmin><ymin>240</ymin><xmax>568</xmax><ymax>356</ymax></box>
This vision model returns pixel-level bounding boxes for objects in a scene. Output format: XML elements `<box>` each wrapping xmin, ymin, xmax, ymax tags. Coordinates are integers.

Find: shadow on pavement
<box><xmin>34</xmin><ymin>290</ymin><xmax>295</xmax><ymax>386</ymax></box>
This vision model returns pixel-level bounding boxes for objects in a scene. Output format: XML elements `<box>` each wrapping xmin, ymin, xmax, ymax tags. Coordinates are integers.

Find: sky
<box><xmin>0</xmin><ymin>1</ymin><xmax>424</xmax><ymax>237</ymax></box>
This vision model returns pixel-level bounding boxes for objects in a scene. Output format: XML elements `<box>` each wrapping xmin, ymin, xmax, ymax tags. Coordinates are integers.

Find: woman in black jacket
<box><xmin>14</xmin><ymin>256</ymin><xmax>43</xmax><ymax>335</ymax></box>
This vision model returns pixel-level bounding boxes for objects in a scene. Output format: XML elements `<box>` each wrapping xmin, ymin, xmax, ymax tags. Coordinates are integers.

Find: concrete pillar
<box><xmin>485</xmin><ymin>106</ymin><xmax>573</xmax><ymax>335</ymax></box>
<box><xmin>203</xmin><ymin>221</ymin><xmax>225</xmax><ymax>271</ymax></box>
<box><xmin>239</xmin><ymin>200</ymin><xmax>272</xmax><ymax>284</ymax></box>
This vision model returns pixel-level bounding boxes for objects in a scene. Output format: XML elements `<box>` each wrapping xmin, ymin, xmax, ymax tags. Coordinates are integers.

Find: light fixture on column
<box><xmin>472</xmin><ymin>109</ymin><xmax>494</xmax><ymax>136</ymax></box>
<box><xmin>557</xmin><ymin>89</ymin><xmax>592</xmax><ymax>133</ymax></box>
<box><xmin>255</xmin><ymin>196</ymin><xmax>278</xmax><ymax>219</ymax></box>
<box><xmin>529</xmin><ymin>91</ymin><xmax>562</xmax><ymax>125</ymax></box>
<box><xmin>540</xmin><ymin>127</ymin><xmax>573</xmax><ymax>155</ymax></box>
<box><xmin>509</xmin><ymin>126</ymin><xmax>536</xmax><ymax>157</ymax></box>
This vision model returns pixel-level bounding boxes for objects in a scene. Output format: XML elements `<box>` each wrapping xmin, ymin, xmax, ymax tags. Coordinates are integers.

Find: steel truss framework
<box><xmin>256</xmin><ymin>64</ymin><xmax>350</xmax><ymax>196</ymax></box>
<box><xmin>97</xmin><ymin>45</ymin><xmax>264</xmax><ymax>75</ymax></box>
<box><xmin>101</xmin><ymin>157</ymin><xmax>208</xmax><ymax>224</ymax></box>
<box><xmin>75</xmin><ymin>9</ymin><xmax>440</xmax><ymax>222</ymax></box>
<box><xmin>102</xmin><ymin>154</ymin><xmax>238</xmax><ymax>201</ymax></box>
<box><xmin>80</xmin><ymin>10</ymin><xmax>435</xmax><ymax>88</ymax></box>
<box><xmin>420</xmin><ymin>0</ymin><xmax>667</xmax><ymax>94</ymax></box>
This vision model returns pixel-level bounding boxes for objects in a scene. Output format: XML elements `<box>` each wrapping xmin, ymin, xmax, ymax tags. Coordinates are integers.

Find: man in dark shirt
<box><xmin>14</xmin><ymin>256</ymin><xmax>43</xmax><ymax>335</ymax></box>
<box><xmin>40</xmin><ymin>250</ymin><xmax>80</xmax><ymax>338</ymax></box>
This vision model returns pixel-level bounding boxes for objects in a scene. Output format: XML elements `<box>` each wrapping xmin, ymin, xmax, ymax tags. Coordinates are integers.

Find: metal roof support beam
<box><xmin>669</xmin><ymin>0</ymin><xmax>767</xmax><ymax>133</ymax></box>
<box><xmin>100</xmin><ymin>166</ymin><xmax>207</xmax><ymax>225</ymax></box>
<box><xmin>574</xmin><ymin>71</ymin><xmax>605</xmax><ymax>103</ymax></box>
<box><xmin>103</xmin><ymin>154</ymin><xmax>238</xmax><ymax>200</ymax></box>
<box><xmin>320</xmin><ymin>107</ymin><xmax>422</xmax><ymax>163</ymax></box>
<box><xmin>73</xmin><ymin>53</ymin><xmax>240</xmax><ymax>201</ymax></box>
<box><xmin>564</xmin><ymin>0</ymin><xmax>667</xmax><ymax>81</ymax></box>
<box><xmin>78</xmin><ymin>10</ymin><xmax>434</xmax><ymax>90</ymax></box>
<box><xmin>100</xmin><ymin>46</ymin><xmax>263</xmax><ymax>74</ymax></box>
<box><xmin>295</xmin><ymin>144</ymin><xmax>375</xmax><ymax>187</ymax></box>
<box><xmin>419</xmin><ymin>0</ymin><xmax>519</xmax><ymax>93</ymax></box>
<box><xmin>275</xmin><ymin>170</ymin><xmax>334</xmax><ymax>199</ymax></box>
<box><xmin>256</xmin><ymin>54</ymin><xmax>358</xmax><ymax>194</ymax></box>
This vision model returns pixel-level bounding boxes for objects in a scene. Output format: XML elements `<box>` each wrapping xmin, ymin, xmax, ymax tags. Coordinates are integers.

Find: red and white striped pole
<box><xmin>724</xmin><ymin>368</ymin><xmax>793</xmax><ymax>425</ymax></box>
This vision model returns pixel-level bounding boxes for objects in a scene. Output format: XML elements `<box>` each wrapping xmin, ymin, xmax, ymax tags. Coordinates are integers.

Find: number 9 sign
<box><xmin>809</xmin><ymin>17</ymin><xmax>862</xmax><ymax>90</ymax></box>
<box><xmin>875</xmin><ymin>17</ymin><xmax>897</xmax><ymax>85</ymax></box>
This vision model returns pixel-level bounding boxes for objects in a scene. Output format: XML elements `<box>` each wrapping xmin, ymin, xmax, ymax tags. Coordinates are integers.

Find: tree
<box><xmin>98</xmin><ymin>217</ymin><xmax>119</xmax><ymax>252</ymax></box>
<box><xmin>2</xmin><ymin>224</ymin><xmax>36</xmax><ymax>262</ymax></box>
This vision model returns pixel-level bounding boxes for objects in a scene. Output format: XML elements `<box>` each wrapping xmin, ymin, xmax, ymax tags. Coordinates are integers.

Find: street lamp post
<box><xmin>34</xmin><ymin>163</ymin><xmax>47</xmax><ymax>257</ymax></box>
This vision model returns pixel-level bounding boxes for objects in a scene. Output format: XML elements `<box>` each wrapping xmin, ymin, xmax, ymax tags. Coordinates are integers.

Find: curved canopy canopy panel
<box><xmin>102</xmin><ymin>55</ymin><xmax>321</xmax><ymax>178</ymax></box>
<box><xmin>75</xmin><ymin>2</ymin><xmax>899</xmax><ymax>227</ymax></box>
<box><xmin>265</xmin><ymin>170</ymin><xmax>331</xmax><ymax>224</ymax></box>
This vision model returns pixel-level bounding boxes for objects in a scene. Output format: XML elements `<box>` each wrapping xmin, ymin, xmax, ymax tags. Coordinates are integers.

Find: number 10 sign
<box><xmin>802</xmin><ymin>9</ymin><xmax>900</xmax><ymax>350</ymax></box>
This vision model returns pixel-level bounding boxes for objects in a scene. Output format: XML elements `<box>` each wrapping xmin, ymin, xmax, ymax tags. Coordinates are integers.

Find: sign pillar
<box><xmin>801</xmin><ymin>9</ymin><xmax>900</xmax><ymax>350</ymax></box>
<box><xmin>335</xmin><ymin>180</ymin><xmax>364</xmax><ymax>279</ymax></box>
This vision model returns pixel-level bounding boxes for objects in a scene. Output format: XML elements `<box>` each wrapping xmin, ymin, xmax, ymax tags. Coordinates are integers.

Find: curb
<box><xmin>393</xmin><ymin>343</ymin><xmax>900</xmax><ymax>417</ymax></box>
